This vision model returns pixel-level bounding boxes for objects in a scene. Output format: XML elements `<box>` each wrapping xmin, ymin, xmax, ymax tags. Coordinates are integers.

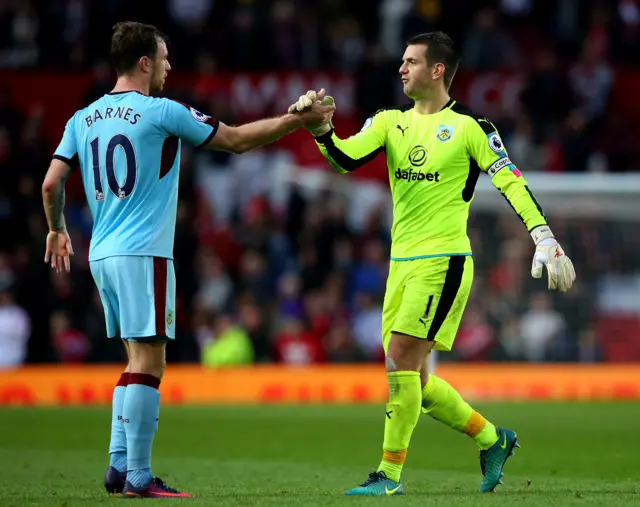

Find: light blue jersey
<box><xmin>53</xmin><ymin>90</ymin><xmax>218</xmax><ymax>261</ymax></box>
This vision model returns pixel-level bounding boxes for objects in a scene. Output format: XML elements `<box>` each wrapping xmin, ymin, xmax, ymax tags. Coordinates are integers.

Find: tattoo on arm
<box><xmin>52</xmin><ymin>185</ymin><xmax>66</xmax><ymax>231</ymax></box>
<box><xmin>44</xmin><ymin>174</ymin><xmax>68</xmax><ymax>232</ymax></box>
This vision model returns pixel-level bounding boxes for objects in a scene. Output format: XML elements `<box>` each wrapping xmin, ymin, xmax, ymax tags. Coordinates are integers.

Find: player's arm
<box><xmin>42</xmin><ymin>118</ymin><xmax>77</xmax><ymax>273</ymax></box>
<box><xmin>43</xmin><ymin>118</ymin><xmax>78</xmax><ymax>232</ymax></box>
<box><xmin>467</xmin><ymin>117</ymin><xmax>575</xmax><ymax>291</ymax></box>
<box><xmin>209</xmin><ymin>96</ymin><xmax>334</xmax><ymax>153</ymax></box>
<box><xmin>42</xmin><ymin>158</ymin><xmax>73</xmax><ymax>232</ymax></box>
<box><xmin>466</xmin><ymin>117</ymin><xmax>549</xmax><ymax>230</ymax></box>
<box><xmin>162</xmin><ymin>99</ymin><xmax>332</xmax><ymax>154</ymax></box>
<box><xmin>312</xmin><ymin>111</ymin><xmax>387</xmax><ymax>174</ymax></box>
<box><xmin>209</xmin><ymin>115</ymin><xmax>302</xmax><ymax>154</ymax></box>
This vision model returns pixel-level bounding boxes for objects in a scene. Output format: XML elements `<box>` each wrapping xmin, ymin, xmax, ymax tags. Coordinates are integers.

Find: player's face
<box><xmin>399</xmin><ymin>44</ymin><xmax>443</xmax><ymax>99</ymax></box>
<box><xmin>150</xmin><ymin>41</ymin><xmax>171</xmax><ymax>93</ymax></box>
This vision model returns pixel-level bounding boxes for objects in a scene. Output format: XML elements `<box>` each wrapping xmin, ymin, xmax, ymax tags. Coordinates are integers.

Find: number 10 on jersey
<box><xmin>90</xmin><ymin>134</ymin><xmax>138</xmax><ymax>201</ymax></box>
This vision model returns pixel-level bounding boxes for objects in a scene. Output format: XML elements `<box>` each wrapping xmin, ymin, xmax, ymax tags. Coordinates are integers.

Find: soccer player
<box><xmin>290</xmin><ymin>32</ymin><xmax>575</xmax><ymax>495</ymax></box>
<box><xmin>41</xmin><ymin>21</ymin><xmax>334</xmax><ymax>499</ymax></box>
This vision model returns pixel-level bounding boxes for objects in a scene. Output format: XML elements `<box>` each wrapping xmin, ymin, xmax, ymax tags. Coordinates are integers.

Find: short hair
<box><xmin>110</xmin><ymin>21</ymin><xmax>168</xmax><ymax>76</ymax></box>
<box><xmin>406</xmin><ymin>32</ymin><xmax>460</xmax><ymax>90</ymax></box>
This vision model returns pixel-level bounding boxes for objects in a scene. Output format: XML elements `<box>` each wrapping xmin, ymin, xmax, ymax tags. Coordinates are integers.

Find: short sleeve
<box><xmin>53</xmin><ymin>117</ymin><xmax>79</xmax><ymax>166</ymax></box>
<box><xmin>161</xmin><ymin>99</ymin><xmax>220</xmax><ymax>147</ymax></box>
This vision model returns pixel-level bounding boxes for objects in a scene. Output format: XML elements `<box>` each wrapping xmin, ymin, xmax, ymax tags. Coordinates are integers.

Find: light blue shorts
<box><xmin>89</xmin><ymin>256</ymin><xmax>176</xmax><ymax>341</ymax></box>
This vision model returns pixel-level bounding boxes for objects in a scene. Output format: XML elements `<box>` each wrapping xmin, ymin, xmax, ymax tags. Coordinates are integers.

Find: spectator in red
<box><xmin>50</xmin><ymin>310</ymin><xmax>90</xmax><ymax>363</ymax></box>
<box><xmin>273</xmin><ymin>317</ymin><xmax>326</xmax><ymax>365</ymax></box>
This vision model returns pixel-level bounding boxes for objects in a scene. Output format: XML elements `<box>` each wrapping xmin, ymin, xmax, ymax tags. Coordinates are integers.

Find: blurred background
<box><xmin>0</xmin><ymin>0</ymin><xmax>639</xmax><ymax>373</ymax></box>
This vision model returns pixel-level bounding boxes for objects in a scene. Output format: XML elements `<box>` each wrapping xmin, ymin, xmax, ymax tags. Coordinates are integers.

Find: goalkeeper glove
<box><xmin>530</xmin><ymin>225</ymin><xmax>576</xmax><ymax>292</ymax></box>
<box><xmin>287</xmin><ymin>89</ymin><xmax>335</xmax><ymax>137</ymax></box>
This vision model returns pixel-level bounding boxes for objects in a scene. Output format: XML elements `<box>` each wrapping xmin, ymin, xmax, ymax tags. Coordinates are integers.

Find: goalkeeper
<box><xmin>290</xmin><ymin>32</ymin><xmax>575</xmax><ymax>495</ymax></box>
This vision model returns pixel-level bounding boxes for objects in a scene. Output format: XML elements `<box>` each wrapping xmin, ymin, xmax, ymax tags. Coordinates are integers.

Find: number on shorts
<box><xmin>419</xmin><ymin>295</ymin><xmax>435</xmax><ymax>327</ymax></box>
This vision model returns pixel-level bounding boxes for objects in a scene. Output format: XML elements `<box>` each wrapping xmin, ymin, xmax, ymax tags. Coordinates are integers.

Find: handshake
<box><xmin>287</xmin><ymin>88</ymin><xmax>336</xmax><ymax>137</ymax></box>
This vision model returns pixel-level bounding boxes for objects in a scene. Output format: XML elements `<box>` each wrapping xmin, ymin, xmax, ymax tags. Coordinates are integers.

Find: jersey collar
<box><xmin>107</xmin><ymin>90</ymin><xmax>147</xmax><ymax>96</ymax></box>
<box><xmin>440</xmin><ymin>98</ymin><xmax>456</xmax><ymax>111</ymax></box>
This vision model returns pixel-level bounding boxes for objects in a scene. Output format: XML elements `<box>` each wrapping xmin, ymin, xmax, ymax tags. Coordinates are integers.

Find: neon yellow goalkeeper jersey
<box><xmin>315</xmin><ymin>99</ymin><xmax>548</xmax><ymax>260</ymax></box>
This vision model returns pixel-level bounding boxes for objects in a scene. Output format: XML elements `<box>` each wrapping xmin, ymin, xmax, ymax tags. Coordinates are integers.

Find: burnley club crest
<box><xmin>437</xmin><ymin>125</ymin><xmax>454</xmax><ymax>142</ymax></box>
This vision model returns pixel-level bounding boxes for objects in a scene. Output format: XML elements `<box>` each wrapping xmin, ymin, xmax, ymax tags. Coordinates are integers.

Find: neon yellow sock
<box><xmin>377</xmin><ymin>371</ymin><xmax>421</xmax><ymax>483</ymax></box>
<box><xmin>422</xmin><ymin>374</ymin><xmax>499</xmax><ymax>450</ymax></box>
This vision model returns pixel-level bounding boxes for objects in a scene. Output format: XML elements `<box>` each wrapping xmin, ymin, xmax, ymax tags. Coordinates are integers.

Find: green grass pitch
<box><xmin>0</xmin><ymin>402</ymin><xmax>638</xmax><ymax>506</ymax></box>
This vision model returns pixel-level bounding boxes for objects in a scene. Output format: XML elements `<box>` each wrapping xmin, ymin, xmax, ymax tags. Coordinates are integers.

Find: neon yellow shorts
<box><xmin>381</xmin><ymin>255</ymin><xmax>473</xmax><ymax>353</ymax></box>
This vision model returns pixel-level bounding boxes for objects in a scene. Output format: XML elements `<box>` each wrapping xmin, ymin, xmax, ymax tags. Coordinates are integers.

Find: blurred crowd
<box><xmin>1</xmin><ymin>0</ymin><xmax>640</xmax><ymax>367</ymax></box>
<box><xmin>2</xmin><ymin>0</ymin><xmax>639</xmax><ymax>171</ymax></box>
<box><xmin>2</xmin><ymin>0</ymin><xmax>638</xmax><ymax>70</ymax></box>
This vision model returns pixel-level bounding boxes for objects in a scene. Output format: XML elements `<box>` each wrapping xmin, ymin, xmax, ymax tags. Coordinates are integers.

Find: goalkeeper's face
<box><xmin>149</xmin><ymin>40</ymin><xmax>171</xmax><ymax>93</ymax></box>
<box><xmin>400</xmin><ymin>44</ymin><xmax>444</xmax><ymax>100</ymax></box>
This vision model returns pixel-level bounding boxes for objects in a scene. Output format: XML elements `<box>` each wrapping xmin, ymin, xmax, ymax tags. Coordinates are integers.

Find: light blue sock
<box><xmin>108</xmin><ymin>376</ymin><xmax>128</xmax><ymax>472</ymax></box>
<box><xmin>123</xmin><ymin>377</ymin><xmax>160</xmax><ymax>488</ymax></box>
